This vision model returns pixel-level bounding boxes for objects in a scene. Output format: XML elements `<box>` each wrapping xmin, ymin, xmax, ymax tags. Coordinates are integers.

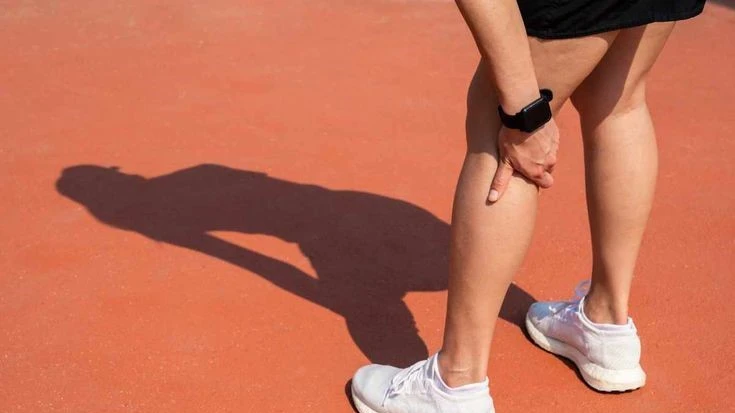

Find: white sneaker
<box><xmin>525</xmin><ymin>281</ymin><xmax>647</xmax><ymax>392</ymax></box>
<box><xmin>351</xmin><ymin>353</ymin><xmax>495</xmax><ymax>413</ymax></box>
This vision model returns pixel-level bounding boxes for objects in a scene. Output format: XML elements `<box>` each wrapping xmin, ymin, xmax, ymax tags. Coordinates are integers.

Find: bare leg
<box><xmin>439</xmin><ymin>33</ymin><xmax>617</xmax><ymax>387</ymax></box>
<box><xmin>438</xmin><ymin>61</ymin><xmax>539</xmax><ymax>386</ymax></box>
<box><xmin>571</xmin><ymin>23</ymin><xmax>676</xmax><ymax>325</ymax></box>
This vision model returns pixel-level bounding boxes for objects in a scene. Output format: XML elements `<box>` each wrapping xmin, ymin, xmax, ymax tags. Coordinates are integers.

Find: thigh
<box><xmin>529</xmin><ymin>33</ymin><xmax>619</xmax><ymax>113</ymax></box>
<box><xmin>465</xmin><ymin>31</ymin><xmax>618</xmax><ymax>153</ymax></box>
<box><xmin>571</xmin><ymin>22</ymin><xmax>677</xmax><ymax>124</ymax></box>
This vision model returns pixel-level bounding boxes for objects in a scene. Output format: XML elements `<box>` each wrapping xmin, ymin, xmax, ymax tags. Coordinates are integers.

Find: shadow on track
<box><xmin>56</xmin><ymin>164</ymin><xmax>535</xmax><ymax>366</ymax></box>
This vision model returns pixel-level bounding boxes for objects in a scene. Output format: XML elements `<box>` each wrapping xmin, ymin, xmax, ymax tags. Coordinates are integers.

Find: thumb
<box><xmin>488</xmin><ymin>160</ymin><xmax>514</xmax><ymax>203</ymax></box>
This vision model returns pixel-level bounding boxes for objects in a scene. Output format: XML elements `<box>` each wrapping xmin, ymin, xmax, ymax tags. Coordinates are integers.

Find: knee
<box><xmin>571</xmin><ymin>80</ymin><xmax>648</xmax><ymax>126</ymax></box>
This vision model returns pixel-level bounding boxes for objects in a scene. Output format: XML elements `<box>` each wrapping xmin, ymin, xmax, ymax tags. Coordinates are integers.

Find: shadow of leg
<box><xmin>343</xmin><ymin>298</ymin><xmax>428</xmax><ymax>366</ymax></box>
<box><xmin>499</xmin><ymin>283</ymin><xmax>536</xmax><ymax>330</ymax></box>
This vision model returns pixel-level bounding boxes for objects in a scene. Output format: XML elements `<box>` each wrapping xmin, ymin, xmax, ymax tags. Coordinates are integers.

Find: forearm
<box><xmin>455</xmin><ymin>0</ymin><xmax>540</xmax><ymax>113</ymax></box>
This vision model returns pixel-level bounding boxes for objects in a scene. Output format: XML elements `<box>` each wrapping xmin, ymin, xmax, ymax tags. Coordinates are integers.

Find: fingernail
<box><xmin>488</xmin><ymin>190</ymin><xmax>499</xmax><ymax>202</ymax></box>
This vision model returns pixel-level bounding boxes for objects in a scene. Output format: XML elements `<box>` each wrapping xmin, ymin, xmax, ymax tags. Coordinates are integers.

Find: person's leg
<box><xmin>439</xmin><ymin>32</ymin><xmax>618</xmax><ymax>387</ymax></box>
<box><xmin>570</xmin><ymin>22</ymin><xmax>676</xmax><ymax>325</ymax></box>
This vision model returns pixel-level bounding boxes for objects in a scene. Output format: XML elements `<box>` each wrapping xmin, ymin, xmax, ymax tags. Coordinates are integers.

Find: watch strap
<box><xmin>497</xmin><ymin>89</ymin><xmax>554</xmax><ymax>132</ymax></box>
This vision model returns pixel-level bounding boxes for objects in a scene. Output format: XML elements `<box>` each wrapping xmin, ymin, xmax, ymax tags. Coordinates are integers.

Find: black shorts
<box><xmin>517</xmin><ymin>0</ymin><xmax>707</xmax><ymax>39</ymax></box>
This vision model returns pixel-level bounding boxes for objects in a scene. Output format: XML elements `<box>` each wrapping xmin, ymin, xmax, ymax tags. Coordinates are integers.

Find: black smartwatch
<box><xmin>497</xmin><ymin>89</ymin><xmax>553</xmax><ymax>133</ymax></box>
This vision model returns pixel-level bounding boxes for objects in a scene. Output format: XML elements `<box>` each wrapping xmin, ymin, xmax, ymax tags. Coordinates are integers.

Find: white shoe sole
<box><xmin>351</xmin><ymin>387</ymin><xmax>380</xmax><ymax>413</ymax></box>
<box><xmin>525</xmin><ymin>315</ymin><xmax>646</xmax><ymax>392</ymax></box>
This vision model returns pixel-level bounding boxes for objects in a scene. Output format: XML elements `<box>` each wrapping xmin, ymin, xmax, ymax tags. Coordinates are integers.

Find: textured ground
<box><xmin>1</xmin><ymin>1</ymin><xmax>733</xmax><ymax>412</ymax></box>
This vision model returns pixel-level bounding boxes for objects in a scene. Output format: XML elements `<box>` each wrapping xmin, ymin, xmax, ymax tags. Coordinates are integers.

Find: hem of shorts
<box><xmin>525</xmin><ymin>7</ymin><xmax>705</xmax><ymax>40</ymax></box>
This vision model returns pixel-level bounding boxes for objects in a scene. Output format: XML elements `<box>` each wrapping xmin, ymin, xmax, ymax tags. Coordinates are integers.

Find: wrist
<box><xmin>497</xmin><ymin>88</ymin><xmax>554</xmax><ymax>133</ymax></box>
<box><xmin>498</xmin><ymin>83</ymin><xmax>541</xmax><ymax>114</ymax></box>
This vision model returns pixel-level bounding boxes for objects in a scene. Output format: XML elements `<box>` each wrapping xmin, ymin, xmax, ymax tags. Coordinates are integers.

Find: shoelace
<box><xmin>382</xmin><ymin>359</ymin><xmax>428</xmax><ymax>406</ymax></box>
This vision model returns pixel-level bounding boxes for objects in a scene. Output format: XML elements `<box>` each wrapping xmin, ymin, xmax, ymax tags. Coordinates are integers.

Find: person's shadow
<box><xmin>56</xmin><ymin>164</ymin><xmax>535</xmax><ymax>366</ymax></box>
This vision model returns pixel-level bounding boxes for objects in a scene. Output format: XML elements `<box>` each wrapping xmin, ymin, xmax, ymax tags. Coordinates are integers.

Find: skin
<box><xmin>440</xmin><ymin>0</ymin><xmax>676</xmax><ymax>387</ymax></box>
<box><xmin>573</xmin><ymin>24</ymin><xmax>676</xmax><ymax>325</ymax></box>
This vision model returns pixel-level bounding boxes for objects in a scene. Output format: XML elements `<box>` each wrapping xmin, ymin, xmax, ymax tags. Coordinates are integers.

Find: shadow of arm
<box><xmin>167</xmin><ymin>232</ymin><xmax>327</xmax><ymax>309</ymax></box>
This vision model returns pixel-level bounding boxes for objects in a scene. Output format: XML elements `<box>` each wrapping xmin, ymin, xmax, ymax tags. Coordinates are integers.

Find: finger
<box><xmin>488</xmin><ymin>160</ymin><xmax>514</xmax><ymax>203</ymax></box>
<box><xmin>534</xmin><ymin>171</ymin><xmax>554</xmax><ymax>189</ymax></box>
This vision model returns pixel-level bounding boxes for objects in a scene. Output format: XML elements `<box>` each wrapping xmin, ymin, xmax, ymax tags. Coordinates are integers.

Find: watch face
<box><xmin>521</xmin><ymin>98</ymin><xmax>552</xmax><ymax>132</ymax></box>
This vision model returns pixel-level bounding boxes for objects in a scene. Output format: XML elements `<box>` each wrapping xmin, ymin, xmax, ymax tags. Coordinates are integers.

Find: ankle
<box><xmin>583</xmin><ymin>289</ymin><xmax>629</xmax><ymax>325</ymax></box>
<box><xmin>436</xmin><ymin>351</ymin><xmax>487</xmax><ymax>388</ymax></box>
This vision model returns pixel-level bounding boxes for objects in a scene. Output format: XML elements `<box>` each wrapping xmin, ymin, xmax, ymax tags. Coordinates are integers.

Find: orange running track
<box><xmin>1</xmin><ymin>1</ymin><xmax>733</xmax><ymax>412</ymax></box>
